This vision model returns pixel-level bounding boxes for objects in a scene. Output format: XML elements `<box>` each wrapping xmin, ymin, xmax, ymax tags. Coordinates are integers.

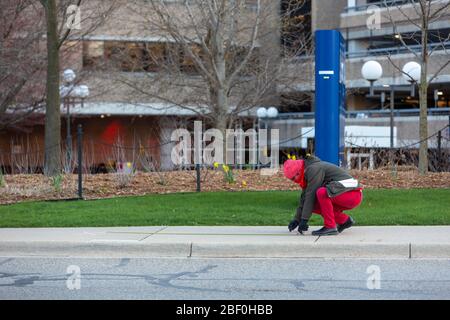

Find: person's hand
<box><xmin>288</xmin><ymin>220</ymin><xmax>299</xmax><ymax>232</ymax></box>
<box><xmin>298</xmin><ymin>219</ymin><xmax>309</xmax><ymax>232</ymax></box>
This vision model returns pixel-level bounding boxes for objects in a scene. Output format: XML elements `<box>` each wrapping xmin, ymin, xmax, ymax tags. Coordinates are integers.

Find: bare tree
<box><xmin>0</xmin><ymin>1</ymin><xmax>47</xmax><ymax>130</ymax></box>
<box><xmin>383</xmin><ymin>0</ymin><xmax>450</xmax><ymax>174</ymax></box>
<box><xmin>0</xmin><ymin>0</ymin><xmax>117</xmax><ymax>176</ymax></box>
<box><xmin>105</xmin><ymin>0</ymin><xmax>312</xmax><ymax>136</ymax></box>
<box><xmin>39</xmin><ymin>0</ymin><xmax>120</xmax><ymax>176</ymax></box>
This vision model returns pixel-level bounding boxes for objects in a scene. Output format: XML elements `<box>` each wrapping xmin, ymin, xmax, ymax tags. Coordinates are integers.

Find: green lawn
<box><xmin>0</xmin><ymin>189</ymin><xmax>449</xmax><ymax>228</ymax></box>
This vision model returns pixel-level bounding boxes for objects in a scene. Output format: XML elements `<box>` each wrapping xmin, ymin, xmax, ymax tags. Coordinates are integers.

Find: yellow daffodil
<box><xmin>126</xmin><ymin>162</ymin><xmax>132</xmax><ymax>168</ymax></box>
<box><xmin>213</xmin><ymin>162</ymin><xmax>219</xmax><ymax>168</ymax></box>
<box><xmin>287</xmin><ymin>154</ymin><xmax>291</xmax><ymax>159</ymax></box>
<box><xmin>292</xmin><ymin>155</ymin><xmax>296</xmax><ymax>160</ymax></box>
<box><xmin>242</xmin><ymin>180</ymin><xmax>247</xmax><ymax>187</ymax></box>
<box><xmin>222</xmin><ymin>164</ymin><xmax>229</xmax><ymax>172</ymax></box>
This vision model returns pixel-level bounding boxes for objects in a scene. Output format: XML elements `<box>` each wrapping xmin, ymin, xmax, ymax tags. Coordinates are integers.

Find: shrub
<box><xmin>50</xmin><ymin>174</ymin><xmax>63</xmax><ymax>193</ymax></box>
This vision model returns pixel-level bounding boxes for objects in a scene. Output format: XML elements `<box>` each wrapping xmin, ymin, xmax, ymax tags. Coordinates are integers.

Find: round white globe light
<box><xmin>257</xmin><ymin>107</ymin><xmax>268</xmax><ymax>118</ymax></box>
<box><xmin>402</xmin><ymin>61</ymin><xmax>421</xmax><ymax>82</ymax></box>
<box><xmin>63</xmin><ymin>69</ymin><xmax>76</xmax><ymax>83</ymax></box>
<box><xmin>70</xmin><ymin>86</ymin><xmax>82</xmax><ymax>98</ymax></box>
<box><xmin>267</xmin><ymin>107</ymin><xmax>279</xmax><ymax>118</ymax></box>
<box><xmin>59</xmin><ymin>85</ymin><xmax>70</xmax><ymax>98</ymax></box>
<box><xmin>361</xmin><ymin>60</ymin><xmax>383</xmax><ymax>81</ymax></box>
<box><xmin>78</xmin><ymin>85</ymin><xmax>90</xmax><ymax>98</ymax></box>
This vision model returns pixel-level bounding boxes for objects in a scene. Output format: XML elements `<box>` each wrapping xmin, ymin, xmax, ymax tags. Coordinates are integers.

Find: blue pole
<box><xmin>315</xmin><ymin>30</ymin><xmax>346</xmax><ymax>166</ymax></box>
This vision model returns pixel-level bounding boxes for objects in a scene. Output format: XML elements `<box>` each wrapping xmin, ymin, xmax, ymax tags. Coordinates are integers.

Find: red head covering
<box><xmin>283</xmin><ymin>159</ymin><xmax>306</xmax><ymax>188</ymax></box>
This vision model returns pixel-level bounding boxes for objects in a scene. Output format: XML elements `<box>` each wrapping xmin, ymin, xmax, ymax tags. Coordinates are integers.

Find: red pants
<box><xmin>313</xmin><ymin>187</ymin><xmax>363</xmax><ymax>228</ymax></box>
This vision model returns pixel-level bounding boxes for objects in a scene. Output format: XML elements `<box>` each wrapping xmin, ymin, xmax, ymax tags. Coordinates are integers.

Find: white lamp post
<box><xmin>256</xmin><ymin>107</ymin><xmax>278</xmax><ymax>168</ymax></box>
<box><xmin>402</xmin><ymin>61</ymin><xmax>421</xmax><ymax>82</ymax></box>
<box><xmin>361</xmin><ymin>60</ymin><xmax>383</xmax><ymax>96</ymax></box>
<box><xmin>63</xmin><ymin>69</ymin><xmax>76</xmax><ymax>83</ymax></box>
<box><xmin>256</xmin><ymin>106</ymin><xmax>279</xmax><ymax>129</ymax></box>
<box><xmin>60</xmin><ymin>69</ymin><xmax>89</xmax><ymax>173</ymax></box>
<box><xmin>361</xmin><ymin>60</ymin><xmax>420</xmax><ymax>149</ymax></box>
<box><xmin>78</xmin><ymin>85</ymin><xmax>90</xmax><ymax>98</ymax></box>
<box><xmin>402</xmin><ymin>61</ymin><xmax>421</xmax><ymax>97</ymax></box>
<box><xmin>267</xmin><ymin>107</ymin><xmax>279</xmax><ymax>118</ymax></box>
<box><xmin>257</xmin><ymin>107</ymin><xmax>268</xmax><ymax>119</ymax></box>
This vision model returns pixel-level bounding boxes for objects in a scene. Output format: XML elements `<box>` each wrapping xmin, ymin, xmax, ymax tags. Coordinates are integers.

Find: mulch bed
<box><xmin>1</xmin><ymin>168</ymin><xmax>449</xmax><ymax>205</ymax></box>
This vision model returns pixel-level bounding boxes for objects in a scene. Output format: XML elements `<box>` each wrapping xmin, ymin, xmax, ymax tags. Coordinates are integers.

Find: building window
<box><xmin>83</xmin><ymin>40</ymin><xmax>255</xmax><ymax>75</ymax></box>
<box><xmin>143</xmin><ymin>42</ymin><xmax>170</xmax><ymax>72</ymax></box>
<box><xmin>180</xmin><ymin>44</ymin><xmax>204</xmax><ymax>74</ymax></box>
<box><xmin>83</xmin><ymin>40</ymin><xmax>204</xmax><ymax>74</ymax></box>
<box><xmin>280</xmin><ymin>92</ymin><xmax>313</xmax><ymax>113</ymax></box>
<box><xmin>83</xmin><ymin>41</ymin><xmax>105</xmax><ymax>70</ymax></box>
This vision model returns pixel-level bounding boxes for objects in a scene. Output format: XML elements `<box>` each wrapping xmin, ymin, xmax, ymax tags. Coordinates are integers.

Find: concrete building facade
<box><xmin>1</xmin><ymin>0</ymin><xmax>449</xmax><ymax>173</ymax></box>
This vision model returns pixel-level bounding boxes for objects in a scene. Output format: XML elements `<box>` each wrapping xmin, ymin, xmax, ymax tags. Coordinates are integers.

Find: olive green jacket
<box><xmin>295</xmin><ymin>156</ymin><xmax>360</xmax><ymax>222</ymax></box>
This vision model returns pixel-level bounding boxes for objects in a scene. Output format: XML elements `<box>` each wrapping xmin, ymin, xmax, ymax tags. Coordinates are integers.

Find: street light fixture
<box><xmin>256</xmin><ymin>107</ymin><xmax>268</xmax><ymax>119</ymax></box>
<box><xmin>256</xmin><ymin>107</ymin><xmax>278</xmax><ymax>168</ymax></box>
<box><xmin>63</xmin><ymin>69</ymin><xmax>76</xmax><ymax>83</ymax></box>
<box><xmin>361</xmin><ymin>60</ymin><xmax>383</xmax><ymax>96</ymax></box>
<box><xmin>60</xmin><ymin>69</ymin><xmax>89</xmax><ymax>173</ymax></box>
<box><xmin>257</xmin><ymin>106</ymin><xmax>279</xmax><ymax>129</ymax></box>
<box><xmin>402</xmin><ymin>61</ymin><xmax>421</xmax><ymax>97</ymax></box>
<box><xmin>361</xmin><ymin>60</ymin><xmax>419</xmax><ymax>149</ymax></box>
<box><xmin>267</xmin><ymin>107</ymin><xmax>279</xmax><ymax>119</ymax></box>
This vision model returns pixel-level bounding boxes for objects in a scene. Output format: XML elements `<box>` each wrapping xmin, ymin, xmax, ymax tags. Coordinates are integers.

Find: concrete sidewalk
<box><xmin>0</xmin><ymin>226</ymin><xmax>449</xmax><ymax>259</ymax></box>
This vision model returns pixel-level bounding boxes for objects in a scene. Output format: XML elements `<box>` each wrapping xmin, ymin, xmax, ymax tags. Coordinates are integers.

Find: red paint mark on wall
<box><xmin>101</xmin><ymin>120</ymin><xmax>123</xmax><ymax>144</ymax></box>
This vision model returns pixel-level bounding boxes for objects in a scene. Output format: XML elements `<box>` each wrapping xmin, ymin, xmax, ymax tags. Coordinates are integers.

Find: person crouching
<box><xmin>283</xmin><ymin>155</ymin><xmax>363</xmax><ymax>236</ymax></box>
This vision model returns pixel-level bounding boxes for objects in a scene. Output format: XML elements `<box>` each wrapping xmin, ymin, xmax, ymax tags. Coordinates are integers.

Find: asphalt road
<box><xmin>0</xmin><ymin>256</ymin><xmax>449</xmax><ymax>300</ymax></box>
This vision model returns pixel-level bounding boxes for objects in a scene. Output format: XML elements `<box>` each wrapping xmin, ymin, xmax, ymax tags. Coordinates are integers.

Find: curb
<box><xmin>191</xmin><ymin>242</ymin><xmax>411</xmax><ymax>258</ymax></box>
<box><xmin>411</xmin><ymin>244</ymin><xmax>450</xmax><ymax>259</ymax></box>
<box><xmin>1</xmin><ymin>241</ymin><xmax>449</xmax><ymax>259</ymax></box>
<box><xmin>0</xmin><ymin>241</ymin><xmax>191</xmax><ymax>258</ymax></box>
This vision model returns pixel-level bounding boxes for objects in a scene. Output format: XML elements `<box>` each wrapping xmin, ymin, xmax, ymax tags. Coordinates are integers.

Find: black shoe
<box><xmin>337</xmin><ymin>217</ymin><xmax>355</xmax><ymax>233</ymax></box>
<box><xmin>311</xmin><ymin>227</ymin><xmax>338</xmax><ymax>236</ymax></box>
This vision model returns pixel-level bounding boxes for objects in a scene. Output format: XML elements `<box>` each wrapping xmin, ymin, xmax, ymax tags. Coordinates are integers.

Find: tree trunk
<box><xmin>42</xmin><ymin>0</ymin><xmax>61</xmax><ymax>176</ymax></box>
<box><xmin>419</xmin><ymin>76</ymin><xmax>428</xmax><ymax>175</ymax></box>
<box><xmin>210</xmin><ymin>22</ymin><xmax>229</xmax><ymax>158</ymax></box>
<box><xmin>215</xmin><ymin>88</ymin><xmax>228</xmax><ymax>132</ymax></box>
<box><xmin>418</xmin><ymin>74</ymin><xmax>428</xmax><ymax>175</ymax></box>
<box><xmin>418</xmin><ymin>11</ymin><xmax>429</xmax><ymax>175</ymax></box>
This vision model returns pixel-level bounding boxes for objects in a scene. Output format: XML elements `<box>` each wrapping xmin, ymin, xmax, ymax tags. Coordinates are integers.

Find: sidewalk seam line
<box><xmin>140</xmin><ymin>226</ymin><xmax>168</xmax><ymax>241</ymax></box>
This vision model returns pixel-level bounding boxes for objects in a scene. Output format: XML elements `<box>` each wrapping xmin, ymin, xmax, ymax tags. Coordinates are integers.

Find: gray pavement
<box><xmin>0</xmin><ymin>256</ymin><xmax>449</xmax><ymax>300</ymax></box>
<box><xmin>0</xmin><ymin>226</ymin><xmax>449</xmax><ymax>259</ymax></box>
